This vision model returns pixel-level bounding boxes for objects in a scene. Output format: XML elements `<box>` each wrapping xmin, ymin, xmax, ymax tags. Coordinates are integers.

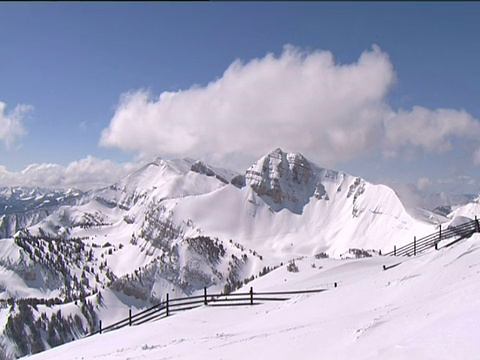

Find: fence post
<box><xmin>435</xmin><ymin>242</ymin><xmax>438</xmax><ymax>250</ymax></box>
<box><xmin>204</xmin><ymin>287</ymin><xmax>208</xmax><ymax>305</ymax></box>
<box><xmin>250</xmin><ymin>287</ymin><xmax>253</xmax><ymax>305</ymax></box>
<box><xmin>129</xmin><ymin>309</ymin><xmax>132</xmax><ymax>326</ymax></box>
<box><xmin>394</xmin><ymin>245</ymin><xmax>396</xmax><ymax>256</ymax></box>
<box><xmin>99</xmin><ymin>320</ymin><xmax>102</xmax><ymax>334</ymax></box>
<box><xmin>476</xmin><ymin>216</ymin><xmax>480</xmax><ymax>233</ymax></box>
<box><xmin>334</xmin><ymin>282</ymin><xmax>337</xmax><ymax>288</ymax></box>
<box><xmin>439</xmin><ymin>224</ymin><xmax>442</xmax><ymax>241</ymax></box>
<box><xmin>166</xmin><ymin>293</ymin><xmax>169</xmax><ymax>317</ymax></box>
<box><xmin>414</xmin><ymin>236</ymin><xmax>416</xmax><ymax>256</ymax></box>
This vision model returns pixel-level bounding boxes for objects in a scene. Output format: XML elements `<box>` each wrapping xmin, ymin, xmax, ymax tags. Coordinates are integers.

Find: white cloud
<box><xmin>437</xmin><ymin>175</ymin><xmax>476</xmax><ymax>189</ymax></box>
<box><xmin>474</xmin><ymin>148</ymin><xmax>480</xmax><ymax>166</ymax></box>
<box><xmin>0</xmin><ymin>101</ymin><xmax>32</xmax><ymax>149</ymax></box>
<box><xmin>389</xmin><ymin>182</ymin><xmax>425</xmax><ymax>209</ymax></box>
<box><xmin>99</xmin><ymin>45</ymin><xmax>480</xmax><ymax>171</ymax></box>
<box><xmin>417</xmin><ymin>177</ymin><xmax>433</xmax><ymax>191</ymax></box>
<box><xmin>0</xmin><ymin>156</ymin><xmax>139</xmax><ymax>191</ymax></box>
<box><xmin>100</xmin><ymin>45</ymin><xmax>395</xmax><ymax>169</ymax></box>
<box><xmin>383</xmin><ymin>106</ymin><xmax>480</xmax><ymax>158</ymax></box>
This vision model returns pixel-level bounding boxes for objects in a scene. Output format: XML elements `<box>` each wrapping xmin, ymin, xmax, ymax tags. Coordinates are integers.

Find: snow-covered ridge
<box><xmin>0</xmin><ymin>148</ymin><xmax>477</xmax><ymax>359</ymax></box>
<box><xmin>0</xmin><ymin>187</ymin><xmax>84</xmax><ymax>238</ymax></box>
<box><xmin>0</xmin><ymin>187</ymin><xmax>83</xmax><ymax>215</ymax></box>
<box><xmin>25</xmin><ymin>234</ymin><xmax>480</xmax><ymax>360</ymax></box>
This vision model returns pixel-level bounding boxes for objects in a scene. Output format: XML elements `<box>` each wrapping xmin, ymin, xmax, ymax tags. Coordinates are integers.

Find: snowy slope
<box><xmin>169</xmin><ymin>148</ymin><xmax>434</xmax><ymax>258</ymax></box>
<box><xmin>1</xmin><ymin>148</ymin><xmax>476</xmax><ymax>359</ymax></box>
<box><xmin>0</xmin><ymin>187</ymin><xmax>83</xmax><ymax>216</ymax></box>
<box><xmin>25</xmin><ymin>234</ymin><xmax>480</xmax><ymax>360</ymax></box>
<box><xmin>0</xmin><ymin>187</ymin><xmax>84</xmax><ymax>238</ymax></box>
<box><xmin>90</xmin><ymin>157</ymin><xmax>236</xmax><ymax>210</ymax></box>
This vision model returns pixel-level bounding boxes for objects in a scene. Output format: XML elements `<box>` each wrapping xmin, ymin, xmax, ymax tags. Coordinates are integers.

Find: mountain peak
<box><xmin>271</xmin><ymin>147</ymin><xmax>284</xmax><ymax>155</ymax></box>
<box><xmin>152</xmin><ymin>156</ymin><xmax>164</xmax><ymax>166</ymax></box>
<box><xmin>245</xmin><ymin>149</ymin><xmax>315</xmax><ymax>211</ymax></box>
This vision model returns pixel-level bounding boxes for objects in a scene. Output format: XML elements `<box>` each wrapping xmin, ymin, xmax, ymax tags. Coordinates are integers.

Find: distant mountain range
<box><xmin>0</xmin><ymin>148</ymin><xmax>479</xmax><ymax>358</ymax></box>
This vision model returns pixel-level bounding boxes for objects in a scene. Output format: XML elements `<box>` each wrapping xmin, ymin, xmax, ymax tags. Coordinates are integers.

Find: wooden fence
<box><xmin>88</xmin><ymin>217</ymin><xmax>480</xmax><ymax>336</ymax></box>
<box><xmin>385</xmin><ymin>216</ymin><xmax>480</xmax><ymax>257</ymax></box>
<box><xmin>88</xmin><ymin>286</ymin><xmax>332</xmax><ymax>336</ymax></box>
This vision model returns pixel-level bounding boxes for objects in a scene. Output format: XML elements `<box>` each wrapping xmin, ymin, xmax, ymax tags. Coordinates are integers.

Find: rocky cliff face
<box><xmin>245</xmin><ymin>148</ymin><xmax>316</xmax><ymax>212</ymax></box>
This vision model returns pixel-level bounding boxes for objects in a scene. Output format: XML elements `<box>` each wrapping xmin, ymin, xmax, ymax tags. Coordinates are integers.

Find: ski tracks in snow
<box><xmin>353</xmin><ymin>305</ymin><xmax>399</xmax><ymax>341</ymax></box>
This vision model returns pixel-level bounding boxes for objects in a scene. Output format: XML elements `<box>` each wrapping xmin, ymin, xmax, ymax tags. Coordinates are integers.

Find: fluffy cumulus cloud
<box><xmin>0</xmin><ymin>101</ymin><xmax>32</xmax><ymax>149</ymax></box>
<box><xmin>99</xmin><ymin>44</ymin><xmax>480</xmax><ymax>170</ymax></box>
<box><xmin>383</xmin><ymin>106</ymin><xmax>480</xmax><ymax>157</ymax></box>
<box><xmin>0</xmin><ymin>156</ymin><xmax>139</xmax><ymax>191</ymax></box>
<box><xmin>100</xmin><ymin>45</ymin><xmax>395</xmax><ymax>168</ymax></box>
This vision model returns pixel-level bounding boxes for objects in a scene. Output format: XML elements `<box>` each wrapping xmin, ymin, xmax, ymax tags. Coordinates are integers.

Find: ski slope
<box><xmin>26</xmin><ymin>234</ymin><xmax>480</xmax><ymax>360</ymax></box>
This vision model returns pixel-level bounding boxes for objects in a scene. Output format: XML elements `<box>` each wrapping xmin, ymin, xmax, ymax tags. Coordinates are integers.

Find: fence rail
<box><xmin>88</xmin><ymin>217</ymin><xmax>480</xmax><ymax>337</ymax></box>
<box><xmin>385</xmin><ymin>216</ymin><xmax>480</xmax><ymax>257</ymax></box>
<box><xmin>89</xmin><ymin>286</ymin><xmax>329</xmax><ymax>336</ymax></box>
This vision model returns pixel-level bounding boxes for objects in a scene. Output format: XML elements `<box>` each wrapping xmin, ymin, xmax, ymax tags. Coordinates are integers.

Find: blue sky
<box><xmin>1</xmin><ymin>2</ymin><xmax>480</xmax><ymax>194</ymax></box>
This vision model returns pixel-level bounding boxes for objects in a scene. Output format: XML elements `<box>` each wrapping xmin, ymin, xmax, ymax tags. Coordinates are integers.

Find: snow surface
<box><xmin>0</xmin><ymin>149</ymin><xmax>440</xmax><ymax>308</ymax></box>
<box><xmin>26</xmin><ymin>234</ymin><xmax>480</xmax><ymax>360</ymax></box>
<box><xmin>2</xmin><ymin>149</ymin><xmax>479</xmax><ymax>359</ymax></box>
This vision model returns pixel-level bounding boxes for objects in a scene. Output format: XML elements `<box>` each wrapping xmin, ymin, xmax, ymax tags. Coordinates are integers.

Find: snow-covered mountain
<box><xmin>0</xmin><ymin>187</ymin><xmax>84</xmax><ymax>238</ymax></box>
<box><xmin>0</xmin><ymin>148</ymin><xmax>476</xmax><ymax>359</ymax></box>
<box><xmin>392</xmin><ymin>183</ymin><xmax>478</xmax><ymax>216</ymax></box>
<box><xmin>0</xmin><ymin>187</ymin><xmax>83</xmax><ymax>216</ymax></box>
<box><xmin>25</xmin><ymin>233</ymin><xmax>480</xmax><ymax>360</ymax></box>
